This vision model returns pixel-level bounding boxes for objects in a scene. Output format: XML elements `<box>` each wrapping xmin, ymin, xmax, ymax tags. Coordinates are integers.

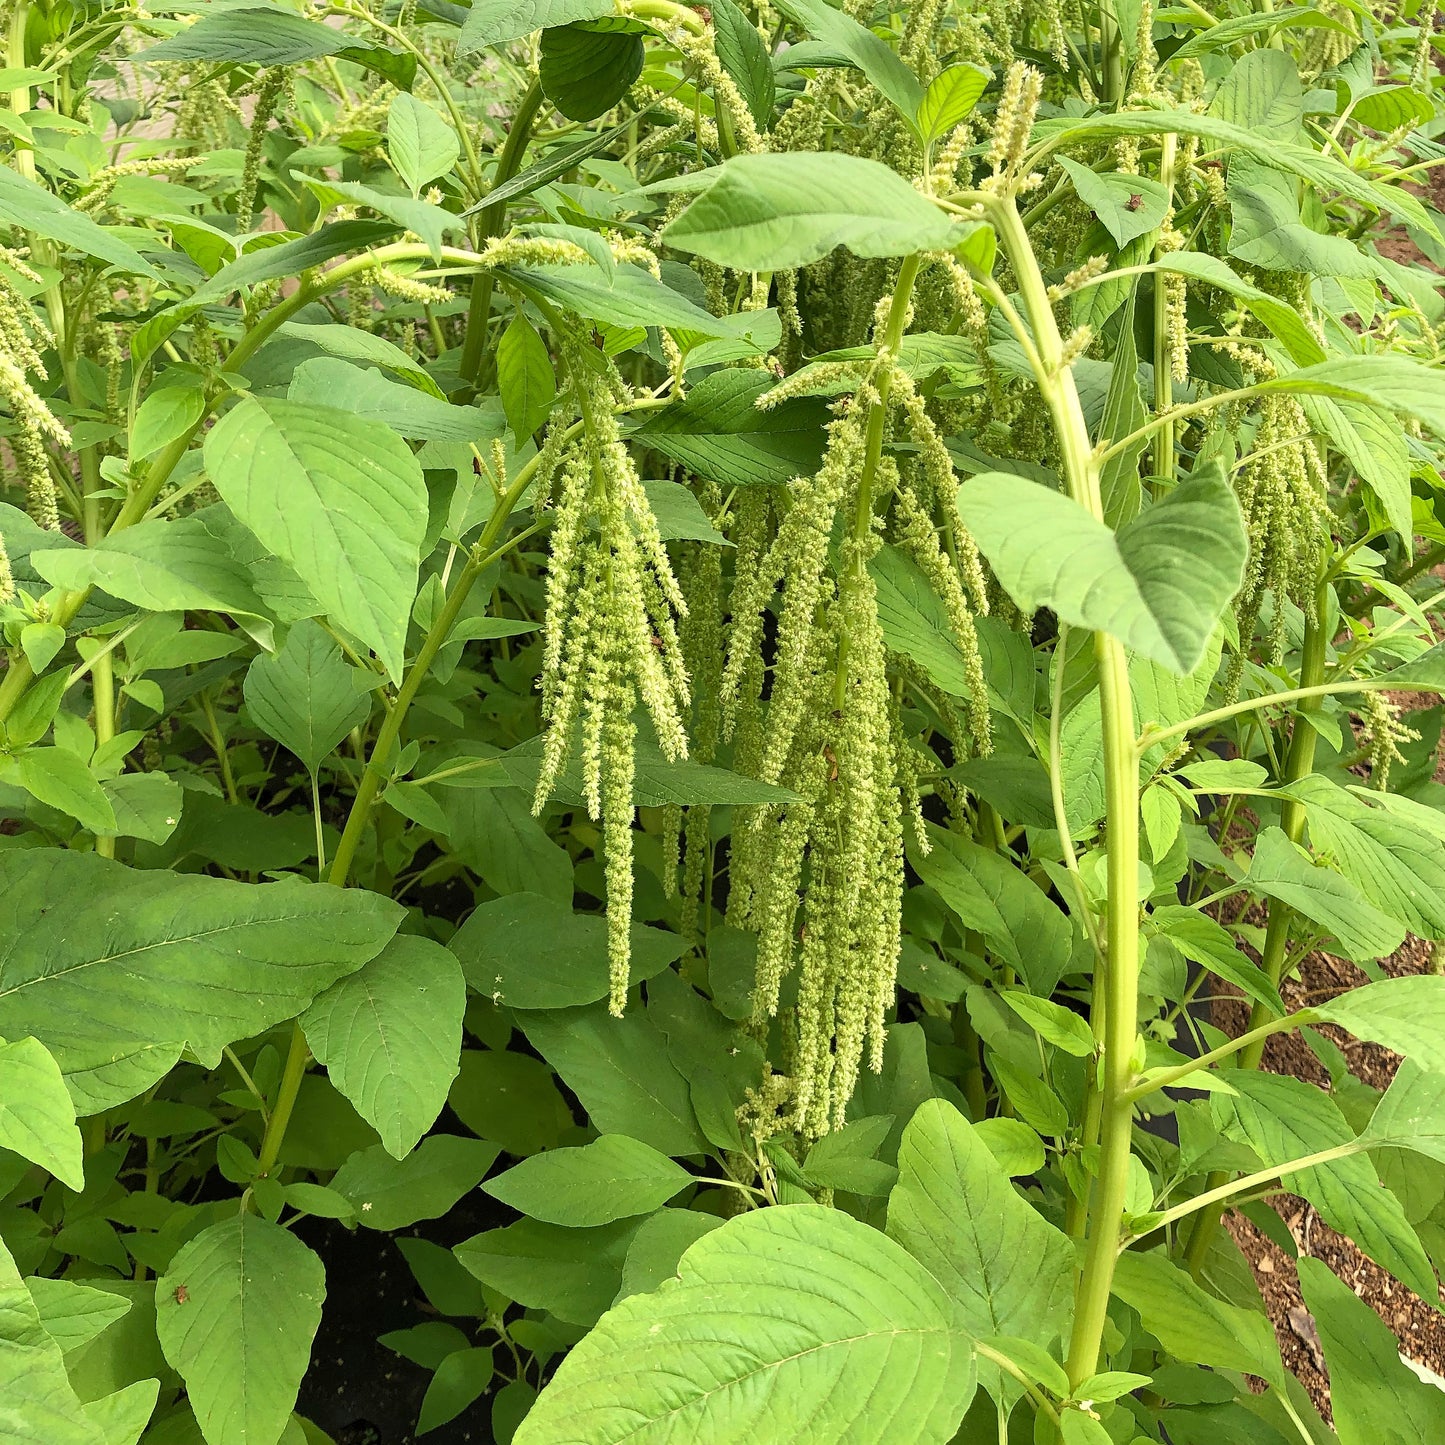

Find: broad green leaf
<box><xmin>663</xmin><ymin>152</ymin><xmax>964</xmax><ymax>270</ymax></box>
<box><xmin>1</xmin><ymin>747</ymin><xmax>116</xmax><ymax>835</ymax></box>
<box><xmin>243</xmin><ymin>619</ymin><xmax>371</xmax><ymax>775</ymax></box>
<box><xmin>972</xmin><ymin>1117</ymin><xmax>1046</xmax><ymax>1177</ymax></box>
<box><xmin>388</xmin><ymin>92</ymin><xmax>460</xmax><ymax>195</ymax></box>
<box><xmin>0</xmin><ymin>851</ymin><xmax>401</xmax><ymax>1111</ymax></box>
<box><xmin>1227</xmin><ymin>157</ymin><xmax>1371</xmax><ymax>278</ymax></box>
<box><xmin>1367</xmin><ymin>1060</ymin><xmax>1445</xmax><ymax>1162</ymax></box>
<box><xmin>503</xmin><ymin>263</ymin><xmax>779</xmax><ymax>349</ymax></box>
<box><xmin>642</xmin><ymin>480</ymin><xmax>729</xmax><ymax>543</ymax></box>
<box><xmin>1314</xmin><ymin>976</ymin><xmax>1445</xmax><ymax>1074</ymax></box>
<box><xmin>1303</xmin><ymin>395</ymin><xmax>1411</xmax><ymax>540</ymax></box>
<box><xmin>33</xmin><ymin>517</ymin><xmax>273</xmax><ymax>632</ymax></box>
<box><xmin>458</xmin><ymin>0</ymin><xmax>611</xmax><ymax>50</ymax></box>
<box><xmin>999</xmin><ymin>992</ymin><xmax>1095</xmax><ymax>1057</ymax></box>
<box><xmin>203</xmin><ymin>398</ymin><xmax>428</xmax><ymax>682</ymax></box>
<box><xmin>498</xmin><ymin>316</ymin><xmax>557</xmax><ymax>440</ymax></box>
<box><xmin>957</xmin><ymin>463</ymin><xmax>1246</xmax><ymax>674</ymax></box>
<box><xmin>616</xmin><ymin>1209</ymin><xmax>725</xmax><ymax>1300</ymax></box>
<box><xmin>448</xmin><ymin>1048</ymin><xmax>575</xmax><ymax>1157</ymax></box>
<box><xmin>1209</xmin><ymin>49</ymin><xmax>1303</xmax><ymax>141</ymax></box>
<box><xmin>916</xmin><ymin>63</ymin><xmax>990</xmax><ymax>145</ymax></box>
<box><xmin>288</xmin><ymin>359</ymin><xmax>494</xmax><ymax>443</ymax></box>
<box><xmin>1259</xmin><ymin>355</ymin><xmax>1445</xmax><ymax>439</ymax></box>
<box><xmin>1290</xmin><ymin>775</ymin><xmax>1445</xmax><ymax>939</ymax></box>
<box><xmin>276</xmin><ymin>320</ymin><xmax>435</xmax><ymax>388</ymax></box>
<box><xmin>771</xmin><ymin>0</ymin><xmax>924</xmax><ymax>123</ymax></box>
<box><xmin>519</xmin><ymin>1005</ymin><xmax>708</xmax><ymax>1156</ymax></box>
<box><xmin>1109</xmin><ymin>1250</ymin><xmax>1285</xmax><ymax>1387</ymax></box>
<box><xmin>448</xmin><ymin>892</ymin><xmax>685</xmax><ymax>1009</ymax></box>
<box><xmin>437</xmin><ymin>786</ymin><xmax>573</xmax><ymax>903</ymax></box>
<box><xmin>1148</xmin><ymin>905</ymin><xmax>1285</xmax><ymax>1014</ymax></box>
<box><xmin>913</xmin><ymin>826</ymin><xmax>1071</xmax><ymax>997</ymax></box>
<box><xmin>0</xmin><ymin>167</ymin><xmax>155</xmax><ymax>277</ymax></box>
<box><xmin>711</xmin><ymin>0</ymin><xmax>775</xmax><ymax>128</ymax></box>
<box><xmin>139</xmin><ymin>9</ymin><xmax>352</xmax><ymax>62</ymax></box>
<box><xmin>417</xmin><ymin>1347</ymin><xmax>494</xmax><ymax>1435</ymax></box>
<box><xmin>1223</xmin><ymin>1071</ymin><xmax>1437</xmax><ymax>1302</ymax></box>
<box><xmin>456</xmin><ymin>1217</ymin><xmax>642</xmax><ymax>1326</ymax></box>
<box><xmin>802</xmin><ymin>1115</ymin><xmax>899</xmax><ymax>1195</ymax></box>
<box><xmin>301</xmin><ymin>936</ymin><xmax>466</xmax><ymax>1160</ymax></box>
<box><xmin>130</xmin><ymin>385</ymin><xmax>206</xmax><ymax>464</ymax></box>
<box><xmin>303</xmin><ymin>176</ymin><xmax>463</xmax><ymax>263</ymax></box>
<box><xmin>1354</xmin><ymin>84</ymin><xmax>1436</xmax><ymax>132</ymax></box>
<box><xmin>26</xmin><ymin>1277</ymin><xmax>131</xmax><ymax>1354</ymax></box>
<box><xmin>539</xmin><ymin>21</ymin><xmax>644</xmax><ymax>122</ymax></box>
<box><xmin>83</xmin><ymin>1379</ymin><xmax>158</xmax><ymax>1445</ymax></box>
<box><xmin>1171</xmin><ymin>9</ymin><xmax>1350</xmax><ymax>59</ymax></box>
<box><xmin>1247</xmin><ymin>826</ymin><xmax>1405</xmax><ymax>962</ymax></box>
<box><xmin>156</xmin><ymin>1216</ymin><xmax>324</xmax><ymax>1445</ymax></box>
<box><xmin>484</xmin><ymin>1135</ymin><xmax>691</xmax><ymax>1226</ymax></box>
<box><xmin>331</xmin><ymin>1137</ymin><xmax>500</xmax><ymax>1230</ymax></box>
<box><xmin>0</xmin><ymin>1036</ymin><xmax>84</xmax><ymax>1190</ymax></box>
<box><xmin>1057</xmin><ymin>158</ymin><xmax>1169</xmax><ymax>248</ymax></box>
<box><xmin>887</xmin><ymin>1100</ymin><xmax>1073</xmax><ymax>1400</ymax></box>
<box><xmin>514</xmin><ymin>1206</ymin><xmax>976</xmax><ymax>1445</ymax></box>
<box><xmin>631</xmin><ymin>369</ymin><xmax>828</xmax><ymax>488</ymax></box>
<box><xmin>0</xmin><ymin>1238</ymin><xmax>105</xmax><ymax>1445</ymax></box>
<box><xmin>1298</xmin><ymin>1255</ymin><xmax>1445</xmax><ymax>1444</ymax></box>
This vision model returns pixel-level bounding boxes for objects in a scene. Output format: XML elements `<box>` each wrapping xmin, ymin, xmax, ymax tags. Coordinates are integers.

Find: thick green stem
<box><xmin>459</xmin><ymin>79</ymin><xmax>545</xmax><ymax>390</ymax></box>
<box><xmin>1182</xmin><ymin>582</ymin><xmax>1329</xmax><ymax>1272</ymax></box>
<box><xmin>990</xmin><ymin>199</ymin><xmax>1141</xmax><ymax>1386</ymax></box>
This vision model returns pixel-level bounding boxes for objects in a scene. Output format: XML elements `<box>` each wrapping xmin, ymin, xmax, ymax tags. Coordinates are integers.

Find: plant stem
<box><xmin>989</xmin><ymin>198</ymin><xmax>1141</xmax><ymax>1388</ymax></box>
<box><xmin>1182</xmin><ymin>582</ymin><xmax>1328</xmax><ymax>1273</ymax></box>
<box><xmin>459</xmin><ymin>78</ymin><xmax>545</xmax><ymax>390</ymax></box>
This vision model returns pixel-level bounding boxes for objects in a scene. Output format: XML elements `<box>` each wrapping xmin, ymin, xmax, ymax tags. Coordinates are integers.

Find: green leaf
<box><xmin>448</xmin><ymin>1048</ymin><xmax>575</xmax><ymax>1157</ymax></box>
<box><xmin>1109</xmin><ymin>1250</ymin><xmax>1284</xmax><ymax>1387</ymax></box>
<box><xmin>417</xmin><ymin>1347</ymin><xmax>494</xmax><ymax>1436</ymax></box>
<box><xmin>156</xmin><ymin>1216</ymin><xmax>325</xmax><ymax>1445</ymax></box>
<box><xmin>913</xmin><ymin>826</ymin><xmax>1071</xmax><ymax>997</ymax></box>
<box><xmin>1170</xmin><ymin>9</ymin><xmax>1350</xmax><ymax>60</ymax></box>
<box><xmin>303</xmin><ymin>176</ymin><xmax>463</xmax><ymax>263</ymax></box>
<box><xmin>956</xmin><ymin>462</ymin><xmax>1246</xmax><ymax>674</ymax></box>
<box><xmin>388</xmin><ymin>92</ymin><xmax>460</xmax><ymax>195</ymax></box>
<box><xmin>1290</xmin><ymin>775</ymin><xmax>1445</xmax><ymax>940</ymax></box>
<box><xmin>616</xmin><ymin>1209</ymin><xmax>726</xmax><ymax>1300</ymax></box>
<box><xmin>916</xmin><ymin>62</ymin><xmax>991</xmax><ymax>145</ymax></box>
<box><xmin>130</xmin><ymin>384</ymin><xmax>206</xmax><ymax>464</ymax></box>
<box><xmin>1224</xmin><ymin>1071</ymin><xmax>1437</xmax><ymax>1302</ymax></box>
<box><xmin>999</xmin><ymin>992</ymin><xmax>1096</xmax><ymax>1057</ymax></box>
<box><xmin>1209</xmin><ymin>48</ymin><xmax>1303</xmax><ymax>141</ymax></box>
<box><xmin>502</xmin><ymin>263</ymin><xmax>778</xmax><ymax>348</ymax></box>
<box><xmin>288</xmin><ymin>360</ymin><xmax>493</xmax><ymax>444</ymax></box>
<box><xmin>0</xmin><ymin>1037</ymin><xmax>83</xmax><ymax>1190</ymax></box>
<box><xmin>539</xmin><ymin>20</ymin><xmax>644</xmax><ymax>122</ymax></box>
<box><xmin>448</xmin><ymin>892</ymin><xmax>685</xmax><ymax>1009</ymax></box>
<box><xmin>0</xmin><ymin>1238</ymin><xmax>106</xmax><ymax>1445</ymax></box>
<box><xmin>972</xmin><ymin>1117</ymin><xmax>1046</xmax><ymax>1177</ymax></box>
<box><xmin>302</xmin><ymin>935</ymin><xmax>466</xmax><ymax>1160</ymax></box>
<box><xmin>642</xmin><ymin>480</ymin><xmax>729</xmax><ymax>543</ymax></box>
<box><xmin>803</xmin><ymin>1115</ymin><xmax>899</xmax><ymax>1195</ymax></box>
<box><xmin>33</xmin><ymin>516</ymin><xmax>273</xmax><ymax>632</ymax></box>
<box><xmin>631</xmin><ymin>370</ymin><xmax>828</xmax><ymax>488</ymax></box>
<box><xmin>26</xmin><ymin>1275</ymin><xmax>132</xmax><ymax>1357</ymax></box>
<box><xmin>1354</xmin><ymin>84</ymin><xmax>1436</xmax><ymax>132</ymax></box>
<box><xmin>1148</xmin><ymin>905</ymin><xmax>1285</xmax><ymax>1015</ymax></box>
<box><xmin>203</xmin><ymin>398</ymin><xmax>428</xmax><ymax>682</ymax></box>
<box><xmin>243</xmin><ymin>619</ymin><xmax>371</xmax><ymax>775</ymax></box>
<box><xmin>331</xmin><ymin>1137</ymin><xmax>500</xmax><ymax>1230</ymax></box>
<box><xmin>1227</xmin><ymin>157</ymin><xmax>1372</xmax><ymax>278</ymax></box>
<box><xmin>1</xmin><ymin>747</ymin><xmax>116</xmax><ymax>835</ymax></box>
<box><xmin>887</xmin><ymin>1100</ymin><xmax>1074</xmax><ymax>1399</ymax></box>
<box><xmin>101</xmin><ymin>772</ymin><xmax>183</xmax><ymax>845</ymax></box>
<box><xmin>498</xmin><ymin>316</ymin><xmax>557</xmax><ymax>440</ymax></box>
<box><xmin>515</xmin><ymin>1204</ymin><xmax>975</xmax><ymax>1444</ymax></box>
<box><xmin>771</xmin><ymin>0</ymin><xmax>924</xmax><ymax>124</ymax></box>
<box><xmin>1298</xmin><ymin>1254</ymin><xmax>1445</xmax><ymax>1444</ymax></box>
<box><xmin>1366</xmin><ymin>1060</ymin><xmax>1445</xmax><ymax>1162</ymax></box>
<box><xmin>277</xmin><ymin>320</ymin><xmax>436</xmax><ymax>389</ymax></box>
<box><xmin>0</xmin><ymin>851</ymin><xmax>401</xmax><ymax>1111</ymax></box>
<box><xmin>711</xmin><ymin>0</ymin><xmax>775</xmax><ymax>128</ymax></box>
<box><xmin>519</xmin><ymin>1004</ymin><xmax>707</xmax><ymax>1156</ymax></box>
<box><xmin>1057</xmin><ymin>158</ymin><xmax>1169</xmax><ymax>248</ymax></box>
<box><xmin>484</xmin><ymin>1135</ymin><xmax>691</xmax><ymax>1226</ymax></box>
<box><xmin>1314</xmin><ymin>976</ymin><xmax>1445</xmax><ymax>1074</ymax></box>
<box><xmin>456</xmin><ymin>1217</ymin><xmax>642</xmax><ymax>1326</ymax></box>
<box><xmin>1247</xmin><ymin>826</ymin><xmax>1406</xmax><ymax>962</ymax></box>
<box><xmin>1302</xmin><ymin>395</ymin><xmax>1411</xmax><ymax>540</ymax></box>
<box><xmin>458</xmin><ymin>0</ymin><xmax>611</xmax><ymax>50</ymax></box>
<box><xmin>0</xmin><ymin>167</ymin><xmax>155</xmax><ymax>277</ymax></box>
<box><xmin>663</xmin><ymin>152</ymin><xmax>964</xmax><ymax>271</ymax></box>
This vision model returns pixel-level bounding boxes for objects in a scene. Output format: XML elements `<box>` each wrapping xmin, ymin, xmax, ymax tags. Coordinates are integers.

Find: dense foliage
<box><xmin>2</xmin><ymin>0</ymin><xmax>1445</xmax><ymax>1442</ymax></box>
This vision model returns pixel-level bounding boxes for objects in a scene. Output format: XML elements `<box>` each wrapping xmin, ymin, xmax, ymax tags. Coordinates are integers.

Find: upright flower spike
<box><xmin>236</xmin><ymin>67</ymin><xmax>291</xmax><ymax>231</ymax></box>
